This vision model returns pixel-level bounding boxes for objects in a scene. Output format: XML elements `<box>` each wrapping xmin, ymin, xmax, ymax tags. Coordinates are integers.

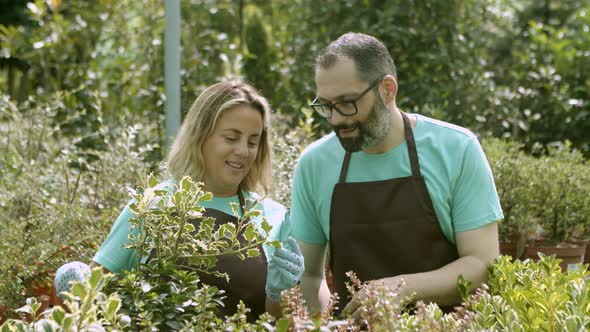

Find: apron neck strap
<box><xmin>401</xmin><ymin>112</ymin><xmax>422</xmax><ymax>177</ymax></box>
<box><xmin>338</xmin><ymin>111</ymin><xmax>422</xmax><ymax>183</ymax></box>
<box><xmin>338</xmin><ymin>151</ymin><xmax>352</xmax><ymax>183</ymax></box>
<box><xmin>237</xmin><ymin>187</ymin><xmax>247</xmax><ymax>217</ymax></box>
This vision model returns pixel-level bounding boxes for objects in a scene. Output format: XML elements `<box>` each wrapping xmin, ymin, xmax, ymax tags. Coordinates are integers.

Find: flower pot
<box><xmin>524</xmin><ymin>243</ymin><xmax>586</xmax><ymax>272</ymax></box>
<box><xmin>24</xmin><ymin>278</ymin><xmax>63</xmax><ymax>322</ymax></box>
<box><xmin>0</xmin><ymin>304</ymin><xmax>7</xmax><ymax>325</ymax></box>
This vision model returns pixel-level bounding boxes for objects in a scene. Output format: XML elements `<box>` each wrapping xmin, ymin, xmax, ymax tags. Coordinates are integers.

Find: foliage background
<box><xmin>2</xmin><ymin>0</ymin><xmax>590</xmax><ymax>154</ymax></box>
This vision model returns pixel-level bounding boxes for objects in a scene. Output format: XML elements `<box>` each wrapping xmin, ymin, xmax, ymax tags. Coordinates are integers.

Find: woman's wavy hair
<box><xmin>166</xmin><ymin>80</ymin><xmax>273</xmax><ymax>197</ymax></box>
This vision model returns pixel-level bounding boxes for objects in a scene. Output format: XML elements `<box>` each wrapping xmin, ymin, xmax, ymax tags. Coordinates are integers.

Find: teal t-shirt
<box><xmin>291</xmin><ymin>113</ymin><xmax>504</xmax><ymax>245</ymax></box>
<box><xmin>93</xmin><ymin>180</ymin><xmax>287</xmax><ymax>274</ymax></box>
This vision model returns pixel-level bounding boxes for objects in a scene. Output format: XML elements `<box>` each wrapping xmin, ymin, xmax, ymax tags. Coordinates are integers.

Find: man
<box><xmin>290</xmin><ymin>32</ymin><xmax>503</xmax><ymax>319</ymax></box>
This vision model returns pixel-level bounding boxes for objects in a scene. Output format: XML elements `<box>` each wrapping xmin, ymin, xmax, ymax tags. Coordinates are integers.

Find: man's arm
<box><xmin>298</xmin><ymin>240</ymin><xmax>331</xmax><ymax>314</ymax></box>
<box><xmin>344</xmin><ymin>222</ymin><xmax>499</xmax><ymax>315</ymax></box>
<box><xmin>393</xmin><ymin>222</ymin><xmax>499</xmax><ymax>305</ymax></box>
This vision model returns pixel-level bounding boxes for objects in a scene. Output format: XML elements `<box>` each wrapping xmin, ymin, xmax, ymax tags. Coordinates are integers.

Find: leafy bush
<box><xmin>483</xmin><ymin>138</ymin><xmax>590</xmax><ymax>245</ymax></box>
<box><xmin>3</xmin><ymin>254</ymin><xmax>588</xmax><ymax>331</ymax></box>
<box><xmin>0</xmin><ymin>93</ymin><xmax>156</xmax><ymax>313</ymax></box>
<box><xmin>528</xmin><ymin>142</ymin><xmax>590</xmax><ymax>243</ymax></box>
<box><xmin>482</xmin><ymin>138</ymin><xmax>537</xmax><ymax>245</ymax></box>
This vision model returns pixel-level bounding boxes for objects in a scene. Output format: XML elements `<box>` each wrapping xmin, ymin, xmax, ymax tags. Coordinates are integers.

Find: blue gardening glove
<box><xmin>54</xmin><ymin>261</ymin><xmax>91</xmax><ymax>298</ymax></box>
<box><xmin>266</xmin><ymin>236</ymin><xmax>305</xmax><ymax>302</ymax></box>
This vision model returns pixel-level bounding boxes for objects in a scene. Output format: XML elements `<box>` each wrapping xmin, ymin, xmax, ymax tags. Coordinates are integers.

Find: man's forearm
<box><xmin>300</xmin><ymin>274</ymin><xmax>331</xmax><ymax>314</ymax></box>
<box><xmin>382</xmin><ymin>255</ymin><xmax>491</xmax><ymax>306</ymax></box>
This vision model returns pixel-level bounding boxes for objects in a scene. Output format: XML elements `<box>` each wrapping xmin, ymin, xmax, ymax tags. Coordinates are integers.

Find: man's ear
<box><xmin>380</xmin><ymin>74</ymin><xmax>398</xmax><ymax>103</ymax></box>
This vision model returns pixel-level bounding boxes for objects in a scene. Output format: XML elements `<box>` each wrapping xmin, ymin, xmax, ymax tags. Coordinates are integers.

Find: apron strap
<box><xmin>401</xmin><ymin>112</ymin><xmax>422</xmax><ymax>177</ymax></box>
<box><xmin>338</xmin><ymin>151</ymin><xmax>352</xmax><ymax>183</ymax></box>
<box><xmin>237</xmin><ymin>188</ymin><xmax>248</xmax><ymax>221</ymax></box>
<box><xmin>338</xmin><ymin>111</ymin><xmax>422</xmax><ymax>182</ymax></box>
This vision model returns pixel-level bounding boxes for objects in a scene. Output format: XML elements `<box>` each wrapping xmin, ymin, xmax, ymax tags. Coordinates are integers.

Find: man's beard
<box><xmin>333</xmin><ymin>97</ymin><xmax>390</xmax><ymax>152</ymax></box>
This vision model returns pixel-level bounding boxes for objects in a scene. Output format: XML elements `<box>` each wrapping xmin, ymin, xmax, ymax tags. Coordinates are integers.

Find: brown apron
<box><xmin>150</xmin><ymin>191</ymin><xmax>267</xmax><ymax>320</ymax></box>
<box><xmin>329</xmin><ymin>112</ymin><xmax>459</xmax><ymax>312</ymax></box>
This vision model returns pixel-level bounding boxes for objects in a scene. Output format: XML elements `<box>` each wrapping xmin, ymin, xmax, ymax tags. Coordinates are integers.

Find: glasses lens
<box><xmin>334</xmin><ymin>102</ymin><xmax>357</xmax><ymax>115</ymax></box>
<box><xmin>312</xmin><ymin>104</ymin><xmax>332</xmax><ymax>118</ymax></box>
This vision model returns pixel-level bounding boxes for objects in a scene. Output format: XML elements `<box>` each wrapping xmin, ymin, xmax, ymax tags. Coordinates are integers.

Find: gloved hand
<box><xmin>54</xmin><ymin>261</ymin><xmax>91</xmax><ymax>298</ymax></box>
<box><xmin>266</xmin><ymin>236</ymin><xmax>305</xmax><ymax>302</ymax></box>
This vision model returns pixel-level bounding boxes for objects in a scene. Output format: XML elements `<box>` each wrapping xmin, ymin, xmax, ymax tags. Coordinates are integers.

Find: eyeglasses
<box><xmin>310</xmin><ymin>74</ymin><xmax>386</xmax><ymax>118</ymax></box>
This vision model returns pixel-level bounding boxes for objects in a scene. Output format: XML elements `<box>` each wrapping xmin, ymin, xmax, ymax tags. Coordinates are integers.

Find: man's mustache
<box><xmin>332</xmin><ymin>122</ymin><xmax>360</xmax><ymax>132</ymax></box>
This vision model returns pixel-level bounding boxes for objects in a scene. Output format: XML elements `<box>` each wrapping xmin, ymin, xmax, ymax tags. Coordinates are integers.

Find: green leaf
<box><xmin>71</xmin><ymin>282</ymin><xmax>87</xmax><ymax>298</ymax></box>
<box><xmin>181</xmin><ymin>176</ymin><xmax>191</xmax><ymax>191</ymax></box>
<box><xmin>247</xmin><ymin>248</ymin><xmax>259</xmax><ymax>258</ymax></box>
<box><xmin>456</xmin><ymin>274</ymin><xmax>472</xmax><ymax>300</ymax></box>
<box><xmin>148</xmin><ymin>173</ymin><xmax>158</xmax><ymax>187</ymax></box>
<box><xmin>89</xmin><ymin>268</ymin><xmax>103</xmax><ymax>288</ymax></box>
<box><xmin>51</xmin><ymin>306</ymin><xmax>65</xmax><ymax>324</ymax></box>
<box><xmin>106</xmin><ymin>298</ymin><xmax>121</xmax><ymax>317</ymax></box>
<box><xmin>62</xmin><ymin>316</ymin><xmax>74</xmax><ymax>331</ymax></box>
<box><xmin>268</xmin><ymin>240</ymin><xmax>281</xmax><ymax>248</ymax></box>
<box><xmin>243</xmin><ymin>224</ymin><xmax>256</xmax><ymax>242</ymax></box>
<box><xmin>261</xmin><ymin>219</ymin><xmax>272</xmax><ymax>235</ymax></box>
<box><xmin>276</xmin><ymin>318</ymin><xmax>291</xmax><ymax>332</ymax></box>
<box><xmin>166</xmin><ymin>321</ymin><xmax>182</xmax><ymax>330</ymax></box>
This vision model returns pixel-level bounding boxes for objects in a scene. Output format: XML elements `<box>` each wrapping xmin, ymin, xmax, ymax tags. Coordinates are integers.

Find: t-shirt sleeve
<box><xmin>451</xmin><ymin>138</ymin><xmax>504</xmax><ymax>233</ymax></box>
<box><xmin>93</xmin><ymin>199</ymin><xmax>139</xmax><ymax>274</ymax></box>
<box><xmin>291</xmin><ymin>154</ymin><xmax>328</xmax><ymax>244</ymax></box>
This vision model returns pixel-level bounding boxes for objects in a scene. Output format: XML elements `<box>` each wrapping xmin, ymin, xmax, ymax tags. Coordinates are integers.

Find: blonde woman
<box><xmin>55</xmin><ymin>81</ymin><xmax>303</xmax><ymax>319</ymax></box>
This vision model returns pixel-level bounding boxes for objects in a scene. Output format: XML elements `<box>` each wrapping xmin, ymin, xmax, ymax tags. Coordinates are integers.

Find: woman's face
<box><xmin>201</xmin><ymin>105</ymin><xmax>264</xmax><ymax>197</ymax></box>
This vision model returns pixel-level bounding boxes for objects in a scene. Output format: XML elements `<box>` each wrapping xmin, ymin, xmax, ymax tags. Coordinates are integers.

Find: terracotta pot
<box><xmin>24</xmin><ymin>278</ymin><xmax>63</xmax><ymax>322</ymax></box>
<box><xmin>0</xmin><ymin>304</ymin><xmax>7</xmax><ymax>325</ymax></box>
<box><xmin>524</xmin><ymin>243</ymin><xmax>586</xmax><ymax>272</ymax></box>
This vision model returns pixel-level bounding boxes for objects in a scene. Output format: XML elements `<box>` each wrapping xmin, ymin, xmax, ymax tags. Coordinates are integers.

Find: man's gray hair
<box><xmin>315</xmin><ymin>32</ymin><xmax>397</xmax><ymax>83</ymax></box>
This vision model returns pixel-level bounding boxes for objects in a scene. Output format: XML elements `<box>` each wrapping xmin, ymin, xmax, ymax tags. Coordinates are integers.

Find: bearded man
<box><xmin>290</xmin><ymin>32</ymin><xmax>503</xmax><ymax>319</ymax></box>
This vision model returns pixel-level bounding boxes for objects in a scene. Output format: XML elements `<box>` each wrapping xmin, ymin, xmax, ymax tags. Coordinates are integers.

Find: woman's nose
<box><xmin>234</xmin><ymin>140</ymin><xmax>249</xmax><ymax>156</ymax></box>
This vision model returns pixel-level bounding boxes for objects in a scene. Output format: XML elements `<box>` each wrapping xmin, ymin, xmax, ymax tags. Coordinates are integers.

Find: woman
<box><xmin>55</xmin><ymin>81</ymin><xmax>303</xmax><ymax>318</ymax></box>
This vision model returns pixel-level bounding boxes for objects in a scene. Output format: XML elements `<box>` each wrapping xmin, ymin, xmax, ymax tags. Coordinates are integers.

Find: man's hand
<box><xmin>342</xmin><ymin>277</ymin><xmax>406</xmax><ymax>322</ymax></box>
<box><xmin>54</xmin><ymin>261</ymin><xmax>91</xmax><ymax>298</ymax></box>
<box><xmin>266</xmin><ymin>237</ymin><xmax>305</xmax><ymax>302</ymax></box>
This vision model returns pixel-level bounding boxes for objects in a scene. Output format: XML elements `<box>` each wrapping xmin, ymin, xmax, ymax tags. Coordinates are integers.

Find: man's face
<box><xmin>333</xmin><ymin>94</ymin><xmax>390</xmax><ymax>152</ymax></box>
<box><xmin>315</xmin><ymin>58</ymin><xmax>390</xmax><ymax>152</ymax></box>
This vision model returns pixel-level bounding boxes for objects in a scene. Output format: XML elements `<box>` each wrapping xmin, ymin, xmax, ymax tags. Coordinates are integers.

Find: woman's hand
<box><xmin>265</xmin><ymin>237</ymin><xmax>305</xmax><ymax>302</ymax></box>
<box><xmin>54</xmin><ymin>261</ymin><xmax>91</xmax><ymax>298</ymax></box>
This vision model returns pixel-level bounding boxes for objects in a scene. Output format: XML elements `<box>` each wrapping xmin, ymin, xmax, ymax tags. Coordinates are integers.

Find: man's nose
<box><xmin>329</xmin><ymin>108</ymin><xmax>349</xmax><ymax>127</ymax></box>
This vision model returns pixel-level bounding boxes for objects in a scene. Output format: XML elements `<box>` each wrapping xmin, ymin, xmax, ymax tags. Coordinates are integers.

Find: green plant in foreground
<box><xmin>101</xmin><ymin>175</ymin><xmax>279</xmax><ymax>330</ymax></box>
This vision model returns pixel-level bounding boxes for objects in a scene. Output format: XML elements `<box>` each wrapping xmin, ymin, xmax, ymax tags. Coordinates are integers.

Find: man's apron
<box><xmin>329</xmin><ymin>112</ymin><xmax>459</xmax><ymax>312</ymax></box>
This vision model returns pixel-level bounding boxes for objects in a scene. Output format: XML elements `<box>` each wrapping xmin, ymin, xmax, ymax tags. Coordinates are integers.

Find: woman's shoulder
<box><xmin>247</xmin><ymin>193</ymin><xmax>286</xmax><ymax>220</ymax></box>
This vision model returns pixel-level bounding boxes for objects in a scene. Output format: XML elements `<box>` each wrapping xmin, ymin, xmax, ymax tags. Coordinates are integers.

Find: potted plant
<box><xmin>524</xmin><ymin>142</ymin><xmax>588</xmax><ymax>271</ymax></box>
<box><xmin>482</xmin><ymin>138</ymin><xmax>537</xmax><ymax>259</ymax></box>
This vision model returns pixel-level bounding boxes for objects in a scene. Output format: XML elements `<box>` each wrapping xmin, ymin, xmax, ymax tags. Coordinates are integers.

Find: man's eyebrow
<box><xmin>316</xmin><ymin>92</ymin><xmax>359</xmax><ymax>103</ymax></box>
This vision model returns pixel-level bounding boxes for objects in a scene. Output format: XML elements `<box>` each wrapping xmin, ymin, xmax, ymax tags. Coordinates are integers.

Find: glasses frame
<box><xmin>310</xmin><ymin>74</ymin><xmax>386</xmax><ymax>118</ymax></box>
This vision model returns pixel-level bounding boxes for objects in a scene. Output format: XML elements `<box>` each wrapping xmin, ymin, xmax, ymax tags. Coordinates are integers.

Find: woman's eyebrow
<box><xmin>223</xmin><ymin>128</ymin><xmax>261</xmax><ymax>137</ymax></box>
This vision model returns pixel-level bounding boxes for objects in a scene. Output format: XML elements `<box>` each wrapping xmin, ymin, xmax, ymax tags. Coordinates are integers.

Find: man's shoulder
<box><xmin>414</xmin><ymin>114</ymin><xmax>480</xmax><ymax>152</ymax></box>
<box><xmin>415</xmin><ymin>114</ymin><xmax>478</xmax><ymax>140</ymax></box>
